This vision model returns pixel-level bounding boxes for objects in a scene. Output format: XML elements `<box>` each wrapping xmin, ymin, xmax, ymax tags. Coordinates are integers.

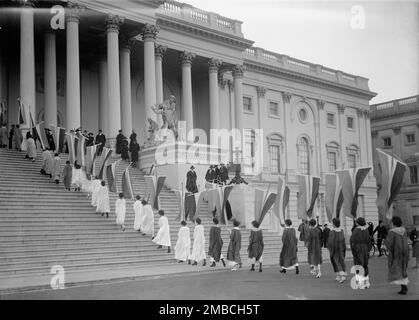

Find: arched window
<box><xmin>326</xmin><ymin>141</ymin><xmax>340</xmax><ymax>172</ymax></box>
<box><xmin>298</xmin><ymin>137</ymin><xmax>310</xmax><ymax>174</ymax></box>
<box><xmin>267</xmin><ymin>133</ymin><xmax>284</xmax><ymax>173</ymax></box>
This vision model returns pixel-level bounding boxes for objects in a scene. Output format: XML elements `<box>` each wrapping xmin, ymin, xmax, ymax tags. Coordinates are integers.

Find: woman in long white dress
<box><xmin>152</xmin><ymin>210</ymin><xmax>171</xmax><ymax>253</ymax></box>
<box><xmin>115</xmin><ymin>193</ymin><xmax>126</xmax><ymax>231</ymax></box>
<box><xmin>96</xmin><ymin>180</ymin><xmax>110</xmax><ymax>218</ymax></box>
<box><xmin>51</xmin><ymin>153</ymin><xmax>61</xmax><ymax>184</ymax></box>
<box><xmin>175</xmin><ymin>221</ymin><xmax>191</xmax><ymax>263</ymax></box>
<box><xmin>133</xmin><ymin>195</ymin><xmax>143</xmax><ymax>231</ymax></box>
<box><xmin>71</xmin><ymin>161</ymin><xmax>83</xmax><ymax>191</ymax></box>
<box><xmin>90</xmin><ymin>177</ymin><xmax>102</xmax><ymax>207</ymax></box>
<box><xmin>141</xmin><ymin>200</ymin><xmax>155</xmax><ymax>236</ymax></box>
<box><xmin>190</xmin><ymin>218</ymin><xmax>206</xmax><ymax>266</ymax></box>
<box><xmin>26</xmin><ymin>133</ymin><xmax>36</xmax><ymax>162</ymax></box>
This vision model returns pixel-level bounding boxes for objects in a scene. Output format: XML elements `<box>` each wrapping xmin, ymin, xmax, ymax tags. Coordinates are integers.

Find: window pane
<box><xmin>406</xmin><ymin>134</ymin><xmax>415</xmax><ymax>144</ymax></box>
<box><xmin>243</xmin><ymin>97</ymin><xmax>252</xmax><ymax>112</ymax></box>
<box><xmin>348</xmin><ymin>154</ymin><xmax>356</xmax><ymax>168</ymax></box>
<box><xmin>327</xmin><ymin>113</ymin><xmax>335</xmax><ymax>126</ymax></box>
<box><xmin>383</xmin><ymin>137</ymin><xmax>392</xmax><ymax>146</ymax></box>
<box><xmin>410</xmin><ymin>166</ymin><xmax>418</xmax><ymax>184</ymax></box>
<box><xmin>298</xmin><ymin>137</ymin><xmax>309</xmax><ymax>174</ymax></box>
<box><xmin>269</xmin><ymin>102</ymin><xmax>278</xmax><ymax>116</ymax></box>
<box><xmin>327</xmin><ymin>152</ymin><xmax>337</xmax><ymax>172</ymax></box>
<box><xmin>347</xmin><ymin>117</ymin><xmax>354</xmax><ymax>129</ymax></box>
<box><xmin>270</xmin><ymin>145</ymin><xmax>280</xmax><ymax>173</ymax></box>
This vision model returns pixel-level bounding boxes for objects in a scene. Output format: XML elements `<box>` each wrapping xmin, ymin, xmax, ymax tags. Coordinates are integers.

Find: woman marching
<box><xmin>279</xmin><ymin>219</ymin><xmax>299</xmax><ymax>274</ymax></box>
<box><xmin>248</xmin><ymin>221</ymin><xmax>264</xmax><ymax>272</ymax></box>
<box><xmin>307</xmin><ymin>219</ymin><xmax>323</xmax><ymax>278</ymax></box>
<box><xmin>327</xmin><ymin>218</ymin><xmax>347</xmax><ymax>283</ymax></box>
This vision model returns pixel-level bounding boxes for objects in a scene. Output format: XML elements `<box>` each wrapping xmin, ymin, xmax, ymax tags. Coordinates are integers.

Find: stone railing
<box><xmin>159</xmin><ymin>0</ymin><xmax>243</xmax><ymax>36</ymax></box>
<box><xmin>243</xmin><ymin>47</ymin><xmax>369</xmax><ymax>90</ymax></box>
<box><xmin>370</xmin><ymin>95</ymin><xmax>419</xmax><ymax>119</ymax></box>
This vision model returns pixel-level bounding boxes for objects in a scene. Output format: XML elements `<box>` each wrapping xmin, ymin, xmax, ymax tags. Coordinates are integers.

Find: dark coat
<box><xmin>121</xmin><ymin>140</ymin><xmax>129</xmax><ymax>160</ymax></box>
<box><xmin>130</xmin><ymin>142</ymin><xmax>140</xmax><ymax>163</ymax></box>
<box><xmin>227</xmin><ymin>228</ymin><xmax>241</xmax><ymax>263</ymax></box>
<box><xmin>322</xmin><ymin>227</ymin><xmax>330</xmax><ymax>248</ymax></box>
<box><xmin>350</xmin><ymin>227</ymin><xmax>371</xmax><ymax>267</ymax></box>
<box><xmin>186</xmin><ymin>170</ymin><xmax>198</xmax><ymax>193</ymax></box>
<box><xmin>298</xmin><ymin>222</ymin><xmax>308</xmax><ymax>243</ymax></box>
<box><xmin>385</xmin><ymin>227</ymin><xmax>409</xmax><ymax>283</ymax></box>
<box><xmin>307</xmin><ymin>227</ymin><xmax>322</xmax><ymax>265</ymax></box>
<box><xmin>218</xmin><ymin>166</ymin><xmax>229</xmax><ymax>183</ymax></box>
<box><xmin>116</xmin><ymin>133</ymin><xmax>126</xmax><ymax>154</ymax></box>
<box><xmin>208</xmin><ymin>226</ymin><xmax>223</xmax><ymax>262</ymax></box>
<box><xmin>247</xmin><ymin>229</ymin><xmax>264</xmax><ymax>261</ymax></box>
<box><xmin>62</xmin><ymin>164</ymin><xmax>72</xmax><ymax>189</ymax></box>
<box><xmin>410</xmin><ymin>229</ymin><xmax>419</xmax><ymax>258</ymax></box>
<box><xmin>327</xmin><ymin>229</ymin><xmax>346</xmax><ymax>273</ymax></box>
<box><xmin>280</xmin><ymin>227</ymin><xmax>298</xmax><ymax>267</ymax></box>
<box><xmin>205</xmin><ymin>169</ymin><xmax>216</xmax><ymax>183</ymax></box>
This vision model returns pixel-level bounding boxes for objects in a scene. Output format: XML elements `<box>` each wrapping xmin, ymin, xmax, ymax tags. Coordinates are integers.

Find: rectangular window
<box><xmin>243</xmin><ymin>97</ymin><xmax>253</xmax><ymax>113</ymax></box>
<box><xmin>327</xmin><ymin>113</ymin><xmax>335</xmax><ymax>126</ymax></box>
<box><xmin>383</xmin><ymin>137</ymin><xmax>392</xmax><ymax>147</ymax></box>
<box><xmin>327</xmin><ymin>151</ymin><xmax>337</xmax><ymax>172</ymax></box>
<box><xmin>348</xmin><ymin>154</ymin><xmax>356</xmax><ymax>168</ymax></box>
<box><xmin>347</xmin><ymin>117</ymin><xmax>354</xmax><ymax>129</ymax></box>
<box><xmin>410</xmin><ymin>165</ymin><xmax>418</xmax><ymax>184</ymax></box>
<box><xmin>270</xmin><ymin>145</ymin><xmax>280</xmax><ymax>173</ymax></box>
<box><xmin>406</xmin><ymin>133</ymin><xmax>416</xmax><ymax>144</ymax></box>
<box><xmin>269</xmin><ymin>101</ymin><xmax>279</xmax><ymax>117</ymax></box>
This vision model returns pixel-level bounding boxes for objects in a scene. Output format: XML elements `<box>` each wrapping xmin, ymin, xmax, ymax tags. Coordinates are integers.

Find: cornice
<box><xmin>243</xmin><ymin>60</ymin><xmax>376</xmax><ymax>101</ymax></box>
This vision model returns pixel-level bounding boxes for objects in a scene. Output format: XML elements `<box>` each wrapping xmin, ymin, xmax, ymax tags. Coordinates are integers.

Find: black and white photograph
<box><xmin>0</xmin><ymin>0</ymin><xmax>418</xmax><ymax>307</ymax></box>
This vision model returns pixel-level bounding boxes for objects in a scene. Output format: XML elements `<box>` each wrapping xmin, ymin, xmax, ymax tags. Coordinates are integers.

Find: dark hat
<box><xmin>190</xmin><ymin>165</ymin><xmax>195</xmax><ymax>169</ymax></box>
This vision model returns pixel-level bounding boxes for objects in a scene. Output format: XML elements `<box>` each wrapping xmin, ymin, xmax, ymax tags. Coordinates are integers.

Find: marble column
<box><xmin>337</xmin><ymin>104</ymin><xmax>346</xmax><ymax>168</ymax></box>
<box><xmin>65</xmin><ymin>2</ymin><xmax>82</xmax><ymax>130</ymax></box>
<box><xmin>44</xmin><ymin>32</ymin><xmax>57</xmax><ymax>128</ymax></box>
<box><xmin>232</xmin><ymin>65</ymin><xmax>245</xmax><ymax>162</ymax></box>
<box><xmin>120</xmin><ymin>37</ymin><xmax>134</xmax><ymax>135</ymax></box>
<box><xmin>316</xmin><ymin>99</ymin><xmax>325</xmax><ymax>175</ymax></box>
<box><xmin>155</xmin><ymin>44</ymin><xmax>167</xmax><ymax>128</ymax></box>
<box><xmin>208</xmin><ymin>58</ymin><xmax>222</xmax><ymax>146</ymax></box>
<box><xmin>141</xmin><ymin>24</ymin><xmax>159</xmax><ymax>132</ymax></box>
<box><xmin>180</xmin><ymin>51</ymin><xmax>196</xmax><ymax>140</ymax></box>
<box><xmin>282</xmin><ymin>92</ymin><xmax>292</xmax><ymax>173</ymax></box>
<box><xmin>106</xmin><ymin>14</ymin><xmax>124</xmax><ymax>139</ymax></box>
<box><xmin>20</xmin><ymin>1</ymin><xmax>36</xmax><ymax>129</ymax></box>
<box><xmin>364</xmin><ymin>111</ymin><xmax>374</xmax><ymax>168</ymax></box>
<box><xmin>357</xmin><ymin>109</ymin><xmax>367</xmax><ymax>167</ymax></box>
<box><xmin>98</xmin><ymin>58</ymin><xmax>109</xmax><ymax>135</ymax></box>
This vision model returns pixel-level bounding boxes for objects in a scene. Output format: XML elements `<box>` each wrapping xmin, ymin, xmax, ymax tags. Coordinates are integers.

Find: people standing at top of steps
<box><xmin>8</xmin><ymin>124</ymin><xmax>14</xmax><ymax>149</ymax></box>
<box><xmin>72</xmin><ymin>160</ymin><xmax>84</xmax><ymax>192</ymax></box>
<box><xmin>208</xmin><ymin>217</ymin><xmax>226</xmax><ymax>268</ymax></box>
<box><xmin>115</xmin><ymin>130</ymin><xmax>127</xmax><ymax>155</ymax></box>
<box><xmin>218</xmin><ymin>163</ymin><xmax>229</xmax><ymax>185</ymax></box>
<box><xmin>85</xmin><ymin>132</ymin><xmax>94</xmax><ymax>147</ymax></box>
<box><xmin>115</xmin><ymin>193</ymin><xmax>126</xmax><ymax>231</ymax></box>
<box><xmin>133</xmin><ymin>195</ymin><xmax>143</xmax><ymax>232</ymax></box>
<box><xmin>248</xmin><ymin>220</ymin><xmax>264</xmax><ymax>272</ymax></box>
<box><xmin>25</xmin><ymin>132</ymin><xmax>36</xmax><ymax>162</ymax></box>
<box><xmin>186</xmin><ymin>165</ymin><xmax>198</xmax><ymax>193</ymax></box>
<box><xmin>350</xmin><ymin>217</ymin><xmax>372</xmax><ymax>289</ymax></box>
<box><xmin>140</xmin><ymin>199</ymin><xmax>154</xmax><ymax>237</ymax></box>
<box><xmin>152</xmin><ymin>210</ymin><xmax>171</xmax><ymax>253</ymax></box>
<box><xmin>129</xmin><ymin>129</ymin><xmax>137</xmax><ymax>151</ymax></box>
<box><xmin>40</xmin><ymin>149</ymin><xmax>53</xmax><ymax>177</ymax></box>
<box><xmin>190</xmin><ymin>218</ymin><xmax>206</xmax><ymax>266</ymax></box>
<box><xmin>96</xmin><ymin>180</ymin><xmax>110</xmax><ymax>218</ymax></box>
<box><xmin>51</xmin><ymin>153</ymin><xmax>61</xmax><ymax>184</ymax></box>
<box><xmin>121</xmin><ymin>139</ymin><xmax>129</xmax><ymax>161</ymax></box>
<box><xmin>95</xmin><ymin>130</ymin><xmax>106</xmax><ymax>156</ymax></box>
<box><xmin>280</xmin><ymin>219</ymin><xmax>299</xmax><ymax>274</ymax></box>
<box><xmin>326</xmin><ymin>218</ymin><xmax>347</xmax><ymax>283</ymax></box>
<box><xmin>12</xmin><ymin>124</ymin><xmax>22</xmax><ymax>151</ymax></box>
<box><xmin>62</xmin><ymin>160</ymin><xmax>72</xmax><ymax>191</ymax></box>
<box><xmin>307</xmin><ymin>219</ymin><xmax>323</xmax><ymax>278</ymax></box>
<box><xmin>90</xmin><ymin>176</ymin><xmax>102</xmax><ymax>206</ymax></box>
<box><xmin>0</xmin><ymin>123</ymin><xmax>8</xmax><ymax>148</ymax></box>
<box><xmin>175</xmin><ymin>220</ymin><xmax>191</xmax><ymax>263</ymax></box>
<box><xmin>227</xmin><ymin>219</ymin><xmax>242</xmax><ymax>271</ymax></box>
<box><xmin>205</xmin><ymin>165</ymin><xmax>217</xmax><ymax>184</ymax></box>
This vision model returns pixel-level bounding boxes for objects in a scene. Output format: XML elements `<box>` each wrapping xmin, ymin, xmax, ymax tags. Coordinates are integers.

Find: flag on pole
<box><xmin>175</xmin><ymin>186</ymin><xmax>185</xmax><ymax>222</ymax></box>
<box><xmin>325</xmin><ymin>173</ymin><xmax>344</xmax><ymax>222</ymax></box>
<box><xmin>337</xmin><ymin>167</ymin><xmax>371</xmax><ymax>219</ymax></box>
<box><xmin>65</xmin><ymin>133</ymin><xmax>76</xmax><ymax>164</ymax></box>
<box><xmin>75</xmin><ymin>133</ymin><xmax>86</xmax><ymax>167</ymax></box>
<box><xmin>122</xmin><ymin>166</ymin><xmax>134</xmax><ymax>200</ymax></box>
<box><xmin>35</xmin><ymin>122</ymin><xmax>49</xmax><ymax>150</ymax></box>
<box><xmin>376</xmin><ymin>149</ymin><xmax>407</xmax><ymax>220</ymax></box>
<box><xmin>98</xmin><ymin>147</ymin><xmax>112</xmax><ymax>180</ymax></box>
<box><xmin>144</xmin><ymin>175</ymin><xmax>167</xmax><ymax>210</ymax></box>
<box><xmin>86</xmin><ymin>144</ymin><xmax>100</xmax><ymax>176</ymax></box>
<box><xmin>106</xmin><ymin>161</ymin><xmax>118</xmax><ymax>193</ymax></box>
<box><xmin>297</xmin><ymin>175</ymin><xmax>320</xmax><ymax>220</ymax></box>
<box><xmin>255</xmin><ymin>190</ymin><xmax>277</xmax><ymax>226</ymax></box>
<box><xmin>192</xmin><ymin>191</ymin><xmax>205</xmax><ymax>221</ymax></box>
<box><xmin>272</xmin><ymin>176</ymin><xmax>290</xmax><ymax>227</ymax></box>
<box><xmin>217</xmin><ymin>185</ymin><xmax>234</xmax><ymax>225</ymax></box>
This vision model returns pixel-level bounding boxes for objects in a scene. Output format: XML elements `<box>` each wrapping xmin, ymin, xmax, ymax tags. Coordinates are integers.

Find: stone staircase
<box><xmin>0</xmin><ymin>148</ymin><xmax>289</xmax><ymax>283</ymax></box>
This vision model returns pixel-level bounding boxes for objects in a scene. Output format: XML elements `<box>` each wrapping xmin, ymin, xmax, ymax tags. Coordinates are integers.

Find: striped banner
<box><xmin>50</xmin><ymin>126</ymin><xmax>66</xmax><ymax>154</ymax></box>
<box><xmin>174</xmin><ymin>188</ymin><xmax>185</xmax><ymax>222</ymax></box>
<box><xmin>122</xmin><ymin>167</ymin><xmax>134</xmax><ymax>200</ymax></box>
<box><xmin>325</xmin><ymin>173</ymin><xmax>344</xmax><ymax>222</ymax></box>
<box><xmin>85</xmin><ymin>144</ymin><xmax>100</xmax><ymax>176</ymax></box>
<box><xmin>273</xmin><ymin>176</ymin><xmax>290</xmax><ymax>227</ymax></box>
<box><xmin>17</xmin><ymin>99</ymin><xmax>27</xmax><ymax>125</ymax></box>
<box><xmin>376</xmin><ymin>149</ymin><xmax>407</xmax><ymax>220</ymax></box>
<box><xmin>76</xmin><ymin>134</ymin><xmax>86</xmax><ymax>167</ymax></box>
<box><xmin>35</xmin><ymin>122</ymin><xmax>49</xmax><ymax>150</ymax></box>
<box><xmin>145</xmin><ymin>175</ymin><xmax>167</xmax><ymax>210</ymax></box>
<box><xmin>337</xmin><ymin>167</ymin><xmax>371</xmax><ymax>219</ymax></box>
<box><xmin>218</xmin><ymin>185</ymin><xmax>234</xmax><ymax>225</ymax></box>
<box><xmin>297</xmin><ymin>175</ymin><xmax>320</xmax><ymax>220</ymax></box>
<box><xmin>98</xmin><ymin>147</ymin><xmax>112</xmax><ymax>180</ymax></box>
<box><xmin>65</xmin><ymin>133</ymin><xmax>76</xmax><ymax>165</ymax></box>
<box><xmin>106</xmin><ymin>162</ymin><xmax>118</xmax><ymax>193</ymax></box>
<box><xmin>193</xmin><ymin>191</ymin><xmax>205</xmax><ymax>220</ymax></box>
<box><xmin>258</xmin><ymin>193</ymin><xmax>277</xmax><ymax>226</ymax></box>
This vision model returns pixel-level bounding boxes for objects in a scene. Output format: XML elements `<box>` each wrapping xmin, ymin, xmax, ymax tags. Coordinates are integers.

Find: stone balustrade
<box><xmin>370</xmin><ymin>95</ymin><xmax>419</xmax><ymax>119</ymax></box>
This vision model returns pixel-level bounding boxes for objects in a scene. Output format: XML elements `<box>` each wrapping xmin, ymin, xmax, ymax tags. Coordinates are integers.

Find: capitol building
<box><xmin>0</xmin><ymin>0</ymin><xmax>379</xmax><ymax>232</ymax></box>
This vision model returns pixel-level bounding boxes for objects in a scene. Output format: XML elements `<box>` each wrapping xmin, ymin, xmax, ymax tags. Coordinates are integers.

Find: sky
<box><xmin>185</xmin><ymin>0</ymin><xmax>419</xmax><ymax>104</ymax></box>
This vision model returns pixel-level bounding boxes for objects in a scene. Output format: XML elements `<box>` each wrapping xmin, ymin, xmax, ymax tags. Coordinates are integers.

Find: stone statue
<box><xmin>147</xmin><ymin>117</ymin><xmax>159</xmax><ymax>144</ymax></box>
<box><xmin>151</xmin><ymin>95</ymin><xmax>178</xmax><ymax>140</ymax></box>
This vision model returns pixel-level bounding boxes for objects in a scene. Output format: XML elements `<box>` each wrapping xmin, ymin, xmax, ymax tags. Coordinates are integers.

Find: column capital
<box><xmin>106</xmin><ymin>14</ymin><xmax>124</xmax><ymax>33</ymax></box>
<box><xmin>371</xmin><ymin>131</ymin><xmax>378</xmax><ymax>138</ymax></box>
<box><xmin>66</xmin><ymin>2</ymin><xmax>85</xmax><ymax>23</ymax></box>
<box><xmin>227</xmin><ymin>79</ymin><xmax>234</xmax><ymax>92</ymax></box>
<box><xmin>337</xmin><ymin>104</ymin><xmax>346</xmax><ymax>114</ymax></box>
<box><xmin>218</xmin><ymin>74</ymin><xmax>227</xmax><ymax>89</ymax></box>
<box><xmin>208</xmin><ymin>58</ymin><xmax>222</xmax><ymax>73</ymax></box>
<box><xmin>120</xmin><ymin>36</ymin><xmax>136</xmax><ymax>52</ymax></box>
<box><xmin>232</xmin><ymin>64</ymin><xmax>245</xmax><ymax>78</ymax></box>
<box><xmin>141</xmin><ymin>23</ymin><xmax>159</xmax><ymax>41</ymax></box>
<box><xmin>155</xmin><ymin>44</ymin><xmax>167</xmax><ymax>59</ymax></box>
<box><xmin>364</xmin><ymin>110</ymin><xmax>370</xmax><ymax>118</ymax></box>
<box><xmin>180</xmin><ymin>51</ymin><xmax>196</xmax><ymax>66</ymax></box>
<box><xmin>392</xmin><ymin>127</ymin><xmax>401</xmax><ymax>135</ymax></box>
<box><xmin>282</xmin><ymin>91</ymin><xmax>292</xmax><ymax>103</ymax></box>
<box><xmin>317</xmin><ymin>99</ymin><xmax>325</xmax><ymax>110</ymax></box>
<box><xmin>256</xmin><ymin>86</ymin><xmax>267</xmax><ymax>98</ymax></box>
<box><xmin>356</xmin><ymin>109</ymin><xmax>364</xmax><ymax>117</ymax></box>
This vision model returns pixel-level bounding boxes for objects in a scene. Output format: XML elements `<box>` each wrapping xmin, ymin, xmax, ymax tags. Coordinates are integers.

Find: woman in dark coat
<box><xmin>227</xmin><ymin>219</ymin><xmax>242</xmax><ymax>271</ymax></box>
<box><xmin>307</xmin><ymin>219</ymin><xmax>322</xmax><ymax>278</ymax></box>
<box><xmin>350</xmin><ymin>217</ymin><xmax>372</xmax><ymax>288</ymax></box>
<box><xmin>121</xmin><ymin>139</ymin><xmax>129</xmax><ymax>161</ymax></box>
<box><xmin>62</xmin><ymin>160</ymin><xmax>72</xmax><ymax>191</ymax></box>
<box><xmin>186</xmin><ymin>165</ymin><xmax>198</xmax><ymax>193</ymax></box>
<box><xmin>115</xmin><ymin>130</ymin><xmax>126</xmax><ymax>154</ymax></box>
<box><xmin>410</xmin><ymin>227</ymin><xmax>419</xmax><ymax>268</ymax></box>
<box><xmin>280</xmin><ymin>219</ymin><xmax>299</xmax><ymax>274</ymax></box>
<box><xmin>327</xmin><ymin>218</ymin><xmax>347</xmax><ymax>283</ymax></box>
<box><xmin>208</xmin><ymin>217</ymin><xmax>226</xmax><ymax>267</ymax></box>
<box><xmin>130</xmin><ymin>141</ymin><xmax>140</xmax><ymax>167</ymax></box>
<box><xmin>385</xmin><ymin>216</ymin><xmax>409</xmax><ymax>295</ymax></box>
<box><xmin>248</xmin><ymin>220</ymin><xmax>264</xmax><ymax>272</ymax></box>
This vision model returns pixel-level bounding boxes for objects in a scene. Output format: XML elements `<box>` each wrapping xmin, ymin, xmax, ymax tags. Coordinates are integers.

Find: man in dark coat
<box><xmin>186</xmin><ymin>165</ymin><xmax>198</xmax><ymax>193</ymax></box>
<box><xmin>45</xmin><ymin>129</ymin><xmax>56</xmax><ymax>151</ymax></box>
<box><xmin>85</xmin><ymin>132</ymin><xmax>94</xmax><ymax>147</ymax></box>
<box><xmin>208</xmin><ymin>217</ymin><xmax>226</xmax><ymax>267</ymax></box>
<box><xmin>385</xmin><ymin>216</ymin><xmax>409</xmax><ymax>295</ymax></box>
<box><xmin>248</xmin><ymin>220</ymin><xmax>264</xmax><ymax>272</ymax></box>
<box><xmin>218</xmin><ymin>163</ymin><xmax>229</xmax><ymax>185</ymax></box>
<box><xmin>298</xmin><ymin>219</ymin><xmax>309</xmax><ymax>245</ymax></box>
<box><xmin>322</xmin><ymin>224</ymin><xmax>330</xmax><ymax>248</ymax></box>
<box><xmin>8</xmin><ymin>124</ymin><xmax>14</xmax><ymax>149</ymax></box>
<box><xmin>205</xmin><ymin>165</ymin><xmax>216</xmax><ymax>183</ymax></box>
<box><xmin>130</xmin><ymin>140</ymin><xmax>140</xmax><ymax>167</ymax></box>
<box><xmin>229</xmin><ymin>171</ymin><xmax>248</xmax><ymax>185</ymax></box>
<box><xmin>227</xmin><ymin>220</ymin><xmax>242</xmax><ymax>271</ymax></box>
<box><xmin>307</xmin><ymin>219</ymin><xmax>323</xmax><ymax>278</ymax></box>
<box><xmin>280</xmin><ymin>219</ymin><xmax>299</xmax><ymax>274</ymax></box>
<box><xmin>214</xmin><ymin>165</ymin><xmax>220</xmax><ymax>184</ymax></box>
<box><xmin>350</xmin><ymin>217</ymin><xmax>372</xmax><ymax>289</ymax></box>
<box><xmin>95</xmin><ymin>130</ymin><xmax>106</xmax><ymax>156</ymax></box>
<box><xmin>129</xmin><ymin>129</ymin><xmax>137</xmax><ymax>149</ymax></box>
<box><xmin>115</xmin><ymin>130</ymin><xmax>127</xmax><ymax>154</ymax></box>
<box><xmin>62</xmin><ymin>160</ymin><xmax>72</xmax><ymax>191</ymax></box>
<box><xmin>373</xmin><ymin>220</ymin><xmax>388</xmax><ymax>257</ymax></box>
